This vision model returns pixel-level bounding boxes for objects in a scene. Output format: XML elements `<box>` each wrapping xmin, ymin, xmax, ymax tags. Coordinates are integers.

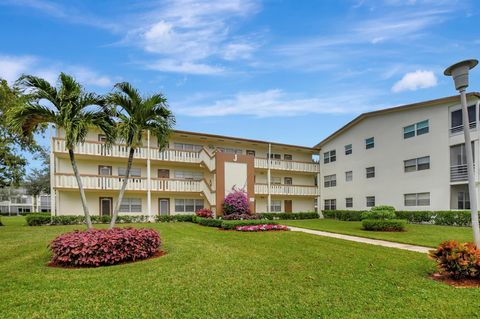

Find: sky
<box><xmin>1</xmin><ymin>0</ymin><xmax>480</xmax><ymax>171</ymax></box>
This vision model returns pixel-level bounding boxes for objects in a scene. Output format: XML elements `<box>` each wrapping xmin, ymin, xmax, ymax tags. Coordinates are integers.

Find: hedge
<box><xmin>221</xmin><ymin>220</ymin><xmax>278</xmax><ymax>230</ymax></box>
<box><xmin>196</xmin><ymin>217</ymin><xmax>223</xmax><ymax>227</ymax></box>
<box><xmin>26</xmin><ymin>214</ymin><xmax>51</xmax><ymax>226</ymax></box>
<box><xmin>155</xmin><ymin>214</ymin><xmax>194</xmax><ymax>223</ymax></box>
<box><xmin>259</xmin><ymin>212</ymin><xmax>319</xmax><ymax>220</ymax></box>
<box><xmin>362</xmin><ymin>219</ymin><xmax>406</xmax><ymax>231</ymax></box>
<box><xmin>322</xmin><ymin>210</ymin><xmax>363</xmax><ymax>221</ymax></box>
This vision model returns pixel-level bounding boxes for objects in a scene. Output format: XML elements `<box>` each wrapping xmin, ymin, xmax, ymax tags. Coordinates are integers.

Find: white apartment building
<box><xmin>0</xmin><ymin>188</ymin><xmax>51</xmax><ymax>214</ymax></box>
<box><xmin>50</xmin><ymin>129</ymin><xmax>321</xmax><ymax>217</ymax></box>
<box><xmin>317</xmin><ymin>92</ymin><xmax>480</xmax><ymax>211</ymax></box>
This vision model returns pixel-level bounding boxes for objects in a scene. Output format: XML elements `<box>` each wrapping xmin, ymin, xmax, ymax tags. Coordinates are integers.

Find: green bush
<box><xmin>196</xmin><ymin>217</ymin><xmax>223</xmax><ymax>227</ymax></box>
<box><xmin>322</xmin><ymin>210</ymin><xmax>363</xmax><ymax>221</ymax></box>
<box><xmin>362</xmin><ymin>219</ymin><xmax>406</xmax><ymax>231</ymax></box>
<box><xmin>155</xmin><ymin>214</ymin><xmax>194</xmax><ymax>223</ymax></box>
<box><xmin>395</xmin><ymin>211</ymin><xmax>433</xmax><ymax>223</ymax></box>
<box><xmin>433</xmin><ymin>211</ymin><xmax>471</xmax><ymax>227</ymax></box>
<box><xmin>260</xmin><ymin>212</ymin><xmax>319</xmax><ymax>220</ymax></box>
<box><xmin>370</xmin><ymin>206</ymin><xmax>396</xmax><ymax>214</ymax></box>
<box><xmin>0</xmin><ymin>217</ymin><xmax>3</xmax><ymax>226</ymax></box>
<box><xmin>221</xmin><ymin>220</ymin><xmax>278</xmax><ymax>230</ymax></box>
<box><xmin>26</xmin><ymin>214</ymin><xmax>51</xmax><ymax>226</ymax></box>
<box><xmin>361</xmin><ymin>209</ymin><xmax>396</xmax><ymax>220</ymax></box>
<box><xmin>50</xmin><ymin>216</ymin><xmax>84</xmax><ymax>225</ymax></box>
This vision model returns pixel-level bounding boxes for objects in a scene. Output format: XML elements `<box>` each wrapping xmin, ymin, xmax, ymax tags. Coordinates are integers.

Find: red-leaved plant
<box><xmin>236</xmin><ymin>224</ymin><xmax>289</xmax><ymax>232</ymax></box>
<box><xmin>49</xmin><ymin>228</ymin><xmax>161</xmax><ymax>267</ymax></box>
<box><xmin>195</xmin><ymin>208</ymin><xmax>214</xmax><ymax>218</ymax></box>
<box><xmin>429</xmin><ymin>240</ymin><xmax>480</xmax><ymax>279</ymax></box>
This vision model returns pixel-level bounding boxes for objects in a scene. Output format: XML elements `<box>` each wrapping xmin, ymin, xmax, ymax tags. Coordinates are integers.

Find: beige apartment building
<box><xmin>50</xmin><ymin>129</ymin><xmax>320</xmax><ymax>217</ymax></box>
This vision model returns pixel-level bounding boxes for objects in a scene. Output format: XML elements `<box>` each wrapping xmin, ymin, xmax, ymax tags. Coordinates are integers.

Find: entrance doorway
<box><xmin>284</xmin><ymin>200</ymin><xmax>292</xmax><ymax>213</ymax></box>
<box><xmin>99</xmin><ymin>197</ymin><xmax>113</xmax><ymax>216</ymax></box>
<box><xmin>159</xmin><ymin>198</ymin><xmax>170</xmax><ymax>215</ymax></box>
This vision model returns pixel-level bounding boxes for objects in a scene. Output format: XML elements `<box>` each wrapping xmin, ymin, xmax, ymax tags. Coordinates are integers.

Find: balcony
<box><xmin>450</xmin><ymin>164</ymin><xmax>476</xmax><ymax>182</ymax></box>
<box><xmin>254</xmin><ymin>158</ymin><xmax>319</xmax><ymax>173</ymax></box>
<box><xmin>450</xmin><ymin>122</ymin><xmax>476</xmax><ymax>134</ymax></box>
<box><xmin>255</xmin><ymin>183</ymin><xmax>319</xmax><ymax>196</ymax></box>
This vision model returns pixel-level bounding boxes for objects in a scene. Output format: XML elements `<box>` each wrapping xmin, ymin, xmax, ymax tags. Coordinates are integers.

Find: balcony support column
<box><xmin>267</xmin><ymin>143</ymin><xmax>271</xmax><ymax>212</ymax></box>
<box><xmin>147</xmin><ymin>130</ymin><xmax>152</xmax><ymax>221</ymax></box>
<box><xmin>317</xmin><ymin>150</ymin><xmax>323</xmax><ymax>218</ymax></box>
<box><xmin>49</xmin><ymin>124</ymin><xmax>56</xmax><ymax>216</ymax></box>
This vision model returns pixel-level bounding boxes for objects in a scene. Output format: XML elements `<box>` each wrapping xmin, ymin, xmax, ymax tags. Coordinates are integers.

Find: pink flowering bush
<box><xmin>236</xmin><ymin>224</ymin><xmax>289</xmax><ymax>232</ymax></box>
<box><xmin>196</xmin><ymin>208</ymin><xmax>214</xmax><ymax>218</ymax></box>
<box><xmin>49</xmin><ymin>228</ymin><xmax>161</xmax><ymax>267</ymax></box>
<box><xmin>223</xmin><ymin>187</ymin><xmax>251</xmax><ymax>216</ymax></box>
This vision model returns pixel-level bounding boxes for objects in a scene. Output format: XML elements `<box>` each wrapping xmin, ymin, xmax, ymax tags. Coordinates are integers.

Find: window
<box><xmin>458</xmin><ymin>191</ymin><xmax>470</xmax><ymax>209</ymax></box>
<box><xmin>324</xmin><ymin>150</ymin><xmax>336</xmax><ymax>164</ymax></box>
<box><xmin>119</xmin><ymin>198</ymin><xmax>142</xmax><ymax>213</ymax></box>
<box><xmin>270</xmin><ymin>200</ymin><xmax>282</xmax><ymax>212</ymax></box>
<box><xmin>404</xmin><ymin>156</ymin><xmax>430</xmax><ymax>172</ymax></box>
<box><xmin>284</xmin><ymin>154</ymin><xmax>293</xmax><ymax>160</ymax></box>
<box><xmin>174</xmin><ymin>143</ymin><xmax>203</xmax><ymax>152</ymax></box>
<box><xmin>365</xmin><ymin>137</ymin><xmax>374</xmax><ymax>149</ymax></box>
<box><xmin>98</xmin><ymin>165</ymin><xmax>112</xmax><ymax>176</ymax></box>
<box><xmin>345</xmin><ymin>171</ymin><xmax>353</xmax><ymax>182</ymax></box>
<box><xmin>366</xmin><ymin>196</ymin><xmax>375</xmax><ymax>207</ymax></box>
<box><xmin>218</xmin><ymin>147</ymin><xmax>242</xmax><ymax>154</ymax></box>
<box><xmin>345</xmin><ymin>144</ymin><xmax>352</xmax><ymax>155</ymax></box>
<box><xmin>269</xmin><ymin>153</ymin><xmax>281</xmax><ymax>159</ymax></box>
<box><xmin>324</xmin><ymin>174</ymin><xmax>337</xmax><ymax>188</ymax></box>
<box><xmin>324</xmin><ymin>199</ymin><xmax>336</xmax><ymax>210</ymax></box>
<box><xmin>404</xmin><ymin>120</ymin><xmax>429</xmax><ymax>139</ymax></box>
<box><xmin>346</xmin><ymin>197</ymin><xmax>353</xmax><ymax>208</ymax></box>
<box><xmin>366</xmin><ymin>167</ymin><xmax>375</xmax><ymax>178</ymax></box>
<box><xmin>246</xmin><ymin>150</ymin><xmax>256</xmax><ymax>156</ymax></box>
<box><xmin>174</xmin><ymin>170</ymin><xmax>203</xmax><ymax>180</ymax></box>
<box><xmin>451</xmin><ymin>105</ymin><xmax>476</xmax><ymax>133</ymax></box>
<box><xmin>284</xmin><ymin>177</ymin><xmax>292</xmax><ymax>185</ymax></box>
<box><xmin>98</xmin><ymin>134</ymin><xmax>107</xmax><ymax>142</ymax></box>
<box><xmin>174</xmin><ymin>199</ymin><xmax>204</xmax><ymax>212</ymax></box>
<box><xmin>404</xmin><ymin>193</ymin><xmax>430</xmax><ymax>206</ymax></box>
<box><xmin>271</xmin><ymin>177</ymin><xmax>281</xmax><ymax>184</ymax></box>
<box><xmin>118</xmin><ymin>167</ymin><xmax>141</xmax><ymax>177</ymax></box>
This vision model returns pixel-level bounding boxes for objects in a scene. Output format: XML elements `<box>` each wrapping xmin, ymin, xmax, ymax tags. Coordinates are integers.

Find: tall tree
<box><xmin>108</xmin><ymin>82</ymin><xmax>175</xmax><ymax>228</ymax></box>
<box><xmin>9</xmin><ymin>73</ymin><xmax>114</xmax><ymax>229</ymax></box>
<box><xmin>23</xmin><ymin>148</ymin><xmax>50</xmax><ymax>211</ymax></box>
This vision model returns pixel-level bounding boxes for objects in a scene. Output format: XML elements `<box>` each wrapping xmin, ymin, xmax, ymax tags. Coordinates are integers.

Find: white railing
<box><xmin>254</xmin><ymin>158</ymin><xmax>319</xmax><ymax>173</ymax></box>
<box><xmin>54</xmin><ymin>139</ymin><xmax>149</xmax><ymax>159</ymax></box>
<box><xmin>254</xmin><ymin>184</ymin><xmax>319</xmax><ymax>196</ymax></box>
<box><xmin>450</xmin><ymin>122</ymin><xmax>476</xmax><ymax>134</ymax></box>
<box><xmin>450</xmin><ymin>164</ymin><xmax>476</xmax><ymax>182</ymax></box>
<box><xmin>151</xmin><ymin>178</ymin><xmax>215</xmax><ymax>204</ymax></box>
<box><xmin>55</xmin><ymin>174</ymin><xmax>148</xmax><ymax>191</ymax></box>
<box><xmin>150</xmin><ymin>148</ymin><xmax>200</xmax><ymax>163</ymax></box>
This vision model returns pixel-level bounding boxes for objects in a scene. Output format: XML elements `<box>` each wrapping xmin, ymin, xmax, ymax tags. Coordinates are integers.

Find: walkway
<box><xmin>288</xmin><ymin>226</ymin><xmax>431</xmax><ymax>254</ymax></box>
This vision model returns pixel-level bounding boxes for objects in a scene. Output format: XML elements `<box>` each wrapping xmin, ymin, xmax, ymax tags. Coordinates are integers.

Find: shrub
<box><xmin>434</xmin><ymin>211</ymin><xmax>471</xmax><ymax>227</ymax></box>
<box><xmin>222</xmin><ymin>213</ymin><xmax>260</xmax><ymax>220</ymax></box>
<box><xmin>362</xmin><ymin>219</ymin><xmax>406</xmax><ymax>231</ymax></box>
<box><xmin>236</xmin><ymin>224</ymin><xmax>289</xmax><ymax>232</ymax></box>
<box><xmin>51</xmin><ymin>216</ymin><xmax>84</xmax><ymax>225</ymax></box>
<box><xmin>195</xmin><ymin>208</ymin><xmax>214</xmax><ymax>218</ymax></box>
<box><xmin>371</xmin><ymin>205</ymin><xmax>396</xmax><ymax>214</ymax></box>
<box><xmin>49</xmin><ymin>228</ymin><xmax>161</xmax><ymax>267</ymax></box>
<box><xmin>196</xmin><ymin>217</ymin><xmax>223</xmax><ymax>227</ymax></box>
<box><xmin>223</xmin><ymin>187</ymin><xmax>250</xmax><ymax>216</ymax></box>
<box><xmin>26</xmin><ymin>214</ymin><xmax>51</xmax><ymax>226</ymax></box>
<box><xmin>260</xmin><ymin>212</ymin><xmax>319</xmax><ymax>220</ymax></box>
<box><xmin>322</xmin><ymin>210</ymin><xmax>363</xmax><ymax>221</ymax></box>
<box><xmin>395</xmin><ymin>211</ymin><xmax>434</xmax><ymax>223</ymax></box>
<box><xmin>0</xmin><ymin>217</ymin><xmax>2</xmax><ymax>226</ymax></box>
<box><xmin>361</xmin><ymin>209</ymin><xmax>396</xmax><ymax>220</ymax></box>
<box><xmin>221</xmin><ymin>219</ymin><xmax>278</xmax><ymax>230</ymax></box>
<box><xmin>155</xmin><ymin>214</ymin><xmax>194</xmax><ymax>223</ymax></box>
<box><xmin>429</xmin><ymin>240</ymin><xmax>480</xmax><ymax>279</ymax></box>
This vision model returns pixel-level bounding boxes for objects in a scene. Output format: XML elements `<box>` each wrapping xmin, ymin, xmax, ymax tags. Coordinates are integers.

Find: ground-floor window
<box><xmin>458</xmin><ymin>191</ymin><xmax>470</xmax><ymax>209</ymax></box>
<box><xmin>175</xmin><ymin>199</ymin><xmax>204</xmax><ymax>212</ymax></box>
<box><xmin>366</xmin><ymin>196</ymin><xmax>375</xmax><ymax>207</ymax></box>
<box><xmin>324</xmin><ymin>199</ymin><xmax>336</xmax><ymax>210</ymax></box>
<box><xmin>270</xmin><ymin>200</ymin><xmax>282</xmax><ymax>212</ymax></box>
<box><xmin>404</xmin><ymin>193</ymin><xmax>430</xmax><ymax>206</ymax></box>
<box><xmin>345</xmin><ymin>197</ymin><xmax>353</xmax><ymax>208</ymax></box>
<box><xmin>120</xmin><ymin>198</ymin><xmax>142</xmax><ymax>213</ymax></box>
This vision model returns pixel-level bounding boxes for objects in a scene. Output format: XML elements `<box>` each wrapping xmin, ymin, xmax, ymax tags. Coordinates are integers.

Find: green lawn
<box><xmin>280</xmin><ymin>219</ymin><xmax>473</xmax><ymax>248</ymax></box>
<box><xmin>1</xmin><ymin>216</ymin><xmax>479</xmax><ymax>318</ymax></box>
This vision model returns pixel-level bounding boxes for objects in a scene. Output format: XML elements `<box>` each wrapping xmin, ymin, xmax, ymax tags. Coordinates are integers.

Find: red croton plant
<box><xmin>429</xmin><ymin>240</ymin><xmax>480</xmax><ymax>279</ymax></box>
<box><xmin>50</xmin><ymin>228</ymin><xmax>161</xmax><ymax>267</ymax></box>
<box><xmin>195</xmin><ymin>208</ymin><xmax>214</xmax><ymax>218</ymax></box>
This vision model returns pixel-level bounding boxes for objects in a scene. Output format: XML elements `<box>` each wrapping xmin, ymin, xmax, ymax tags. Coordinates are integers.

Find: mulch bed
<box><xmin>429</xmin><ymin>273</ymin><xmax>480</xmax><ymax>288</ymax></box>
<box><xmin>47</xmin><ymin>250</ymin><xmax>166</xmax><ymax>269</ymax></box>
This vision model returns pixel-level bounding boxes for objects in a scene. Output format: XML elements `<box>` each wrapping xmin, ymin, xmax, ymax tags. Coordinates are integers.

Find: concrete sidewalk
<box><xmin>288</xmin><ymin>226</ymin><xmax>431</xmax><ymax>253</ymax></box>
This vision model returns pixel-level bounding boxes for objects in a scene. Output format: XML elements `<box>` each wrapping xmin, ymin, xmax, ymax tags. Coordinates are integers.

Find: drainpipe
<box><xmin>267</xmin><ymin>143</ymin><xmax>271</xmax><ymax>212</ymax></box>
<box><xmin>147</xmin><ymin>130</ymin><xmax>152</xmax><ymax>221</ymax></box>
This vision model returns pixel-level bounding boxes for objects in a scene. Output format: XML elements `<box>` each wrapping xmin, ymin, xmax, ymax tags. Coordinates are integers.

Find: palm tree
<box><xmin>10</xmin><ymin>73</ymin><xmax>114</xmax><ymax>229</ymax></box>
<box><xmin>108</xmin><ymin>82</ymin><xmax>175</xmax><ymax>228</ymax></box>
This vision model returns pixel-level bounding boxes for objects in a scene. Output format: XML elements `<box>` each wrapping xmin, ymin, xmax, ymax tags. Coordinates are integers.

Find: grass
<box><xmin>0</xmin><ymin>216</ymin><xmax>479</xmax><ymax>318</ymax></box>
<box><xmin>280</xmin><ymin>219</ymin><xmax>473</xmax><ymax>248</ymax></box>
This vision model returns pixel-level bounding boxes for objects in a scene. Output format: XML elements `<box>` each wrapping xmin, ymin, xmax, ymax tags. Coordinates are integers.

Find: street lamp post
<box><xmin>444</xmin><ymin>59</ymin><xmax>480</xmax><ymax>247</ymax></box>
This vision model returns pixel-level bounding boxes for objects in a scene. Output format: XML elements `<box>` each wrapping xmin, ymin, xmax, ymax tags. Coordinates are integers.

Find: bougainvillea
<box><xmin>222</xmin><ymin>213</ymin><xmax>260</xmax><ymax>220</ymax></box>
<box><xmin>223</xmin><ymin>187</ymin><xmax>251</xmax><ymax>216</ymax></box>
<box><xmin>195</xmin><ymin>208</ymin><xmax>214</xmax><ymax>218</ymax></box>
<box><xmin>429</xmin><ymin>240</ymin><xmax>480</xmax><ymax>279</ymax></box>
<box><xmin>236</xmin><ymin>224</ymin><xmax>289</xmax><ymax>232</ymax></box>
<box><xmin>49</xmin><ymin>228</ymin><xmax>161</xmax><ymax>267</ymax></box>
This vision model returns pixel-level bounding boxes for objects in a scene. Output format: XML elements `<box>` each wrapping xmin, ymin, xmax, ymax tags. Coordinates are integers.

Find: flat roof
<box><xmin>314</xmin><ymin>92</ymin><xmax>480</xmax><ymax>149</ymax></box>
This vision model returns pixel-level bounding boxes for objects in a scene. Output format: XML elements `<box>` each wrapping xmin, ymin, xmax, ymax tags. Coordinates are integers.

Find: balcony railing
<box><xmin>254</xmin><ymin>158</ymin><xmax>319</xmax><ymax>173</ymax></box>
<box><xmin>55</xmin><ymin>174</ymin><xmax>148</xmax><ymax>191</ymax></box>
<box><xmin>255</xmin><ymin>183</ymin><xmax>319</xmax><ymax>196</ymax></box>
<box><xmin>450</xmin><ymin>164</ymin><xmax>475</xmax><ymax>182</ymax></box>
<box><xmin>450</xmin><ymin>122</ymin><xmax>476</xmax><ymax>134</ymax></box>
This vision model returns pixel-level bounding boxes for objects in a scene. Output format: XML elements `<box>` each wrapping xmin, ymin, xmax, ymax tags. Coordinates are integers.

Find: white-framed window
<box><xmin>284</xmin><ymin>154</ymin><xmax>293</xmax><ymax>160</ymax></box>
<box><xmin>458</xmin><ymin>192</ymin><xmax>470</xmax><ymax>209</ymax></box>
<box><xmin>119</xmin><ymin>198</ymin><xmax>142</xmax><ymax>213</ymax></box>
<box><xmin>324</xmin><ymin>174</ymin><xmax>337</xmax><ymax>188</ymax></box>
<box><xmin>269</xmin><ymin>153</ymin><xmax>281</xmax><ymax>159</ymax></box>
<box><xmin>118</xmin><ymin>167</ymin><xmax>141</xmax><ymax>177</ymax></box>
<box><xmin>174</xmin><ymin>143</ymin><xmax>203</xmax><ymax>152</ymax></box>
<box><xmin>345</xmin><ymin>171</ymin><xmax>353</xmax><ymax>182</ymax></box>
<box><xmin>270</xmin><ymin>200</ymin><xmax>282</xmax><ymax>212</ymax></box>
<box><xmin>366</xmin><ymin>167</ymin><xmax>375</xmax><ymax>178</ymax></box>
<box><xmin>174</xmin><ymin>170</ymin><xmax>204</xmax><ymax>180</ymax></box>
<box><xmin>451</xmin><ymin>106</ymin><xmax>476</xmax><ymax>133</ymax></box>
<box><xmin>404</xmin><ymin>156</ymin><xmax>430</xmax><ymax>172</ymax></box>
<box><xmin>345</xmin><ymin>144</ymin><xmax>352</xmax><ymax>155</ymax></box>
<box><xmin>404</xmin><ymin>193</ymin><xmax>430</xmax><ymax>206</ymax></box>
<box><xmin>324</xmin><ymin>150</ymin><xmax>336</xmax><ymax>164</ymax></box>
<box><xmin>284</xmin><ymin>177</ymin><xmax>293</xmax><ymax>185</ymax></box>
<box><xmin>346</xmin><ymin>197</ymin><xmax>353</xmax><ymax>208</ymax></box>
<box><xmin>271</xmin><ymin>177</ymin><xmax>282</xmax><ymax>184</ymax></box>
<box><xmin>366</xmin><ymin>196</ymin><xmax>375</xmax><ymax>207</ymax></box>
<box><xmin>324</xmin><ymin>199</ymin><xmax>336</xmax><ymax>210</ymax></box>
<box><xmin>404</xmin><ymin>120</ymin><xmax>429</xmax><ymax>139</ymax></box>
<box><xmin>218</xmin><ymin>147</ymin><xmax>242</xmax><ymax>154</ymax></box>
<box><xmin>365</xmin><ymin>137</ymin><xmax>374</xmax><ymax>149</ymax></box>
<box><xmin>174</xmin><ymin>199</ymin><xmax>204</xmax><ymax>212</ymax></box>
<box><xmin>246</xmin><ymin>150</ymin><xmax>256</xmax><ymax>156</ymax></box>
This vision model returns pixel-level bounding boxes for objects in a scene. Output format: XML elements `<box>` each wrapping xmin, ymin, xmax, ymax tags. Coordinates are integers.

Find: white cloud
<box><xmin>173</xmin><ymin>89</ymin><xmax>378</xmax><ymax>117</ymax></box>
<box><xmin>392</xmin><ymin>70</ymin><xmax>437</xmax><ymax>92</ymax></box>
<box><xmin>146</xmin><ymin>59</ymin><xmax>224</xmax><ymax>75</ymax></box>
<box><xmin>0</xmin><ymin>55</ymin><xmax>37</xmax><ymax>83</ymax></box>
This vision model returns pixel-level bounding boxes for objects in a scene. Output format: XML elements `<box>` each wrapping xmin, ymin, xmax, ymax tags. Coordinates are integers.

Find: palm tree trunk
<box><xmin>68</xmin><ymin>149</ymin><xmax>93</xmax><ymax>229</ymax></box>
<box><xmin>110</xmin><ymin>147</ymin><xmax>135</xmax><ymax>229</ymax></box>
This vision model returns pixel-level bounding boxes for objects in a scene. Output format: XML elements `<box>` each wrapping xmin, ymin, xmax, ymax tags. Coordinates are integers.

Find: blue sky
<box><xmin>1</xmin><ymin>0</ymin><xmax>480</xmax><ymax>171</ymax></box>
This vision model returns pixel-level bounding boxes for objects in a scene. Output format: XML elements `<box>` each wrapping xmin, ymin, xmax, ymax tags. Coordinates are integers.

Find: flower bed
<box><xmin>49</xmin><ymin>228</ymin><xmax>161</xmax><ymax>267</ymax></box>
<box><xmin>429</xmin><ymin>240</ymin><xmax>480</xmax><ymax>280</ymax></box>
<box><xmin>235</xmin><ymin>224</ymin><xmax>289</xmax><ymax>232</ymax></box>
